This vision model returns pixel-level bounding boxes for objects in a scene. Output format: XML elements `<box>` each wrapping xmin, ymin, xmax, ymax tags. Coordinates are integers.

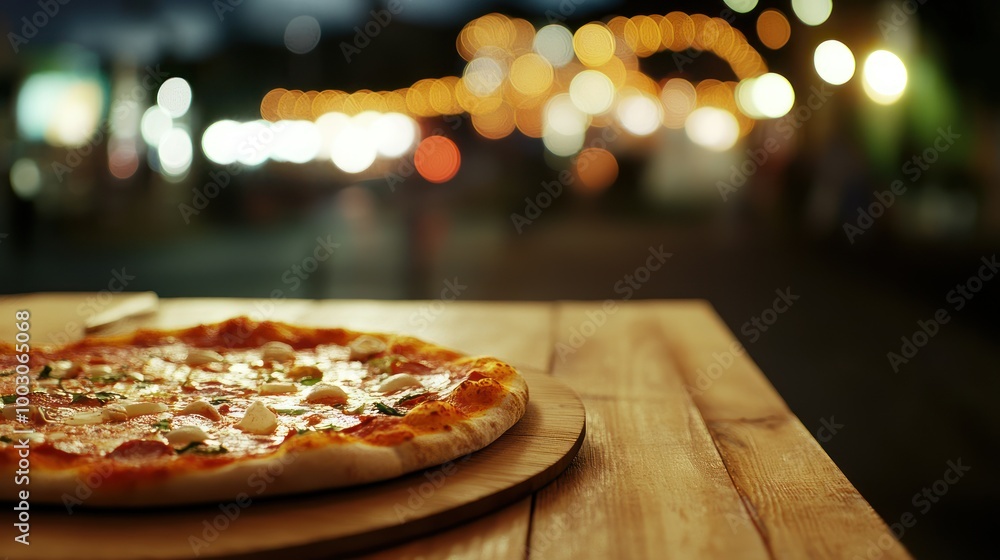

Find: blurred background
<box><xmin>0</xmin><ymin>0</ymin><xmax>996</xmax><ymax>556</ymax></box>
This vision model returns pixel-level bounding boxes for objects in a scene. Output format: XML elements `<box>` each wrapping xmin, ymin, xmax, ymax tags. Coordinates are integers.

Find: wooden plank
<box><xmin>355</xmin><ymin>498</ymin><xmax>532</xmax><ymax>560</ymax></box>
<box><xmin>0</xmin><ymin>292</ymin><xmax>155</xmax><ymax>344</ymax></box>
<box><xmin>659</xmin><ymin>301</ymin><xmax>912</xmax><ymax>559</ymax></box>
<box><xmin>529</xmin><ymin>302</ymin><xmax>770</xmax><ymax>559</ymax></box>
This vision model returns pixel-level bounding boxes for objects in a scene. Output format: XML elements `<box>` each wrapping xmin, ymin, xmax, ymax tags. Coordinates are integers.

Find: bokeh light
<box><xmin>661</xmin><ymin>78</ymin><xmax>698</xmax><ymax>129</ymax></box>
<box><xmin>685</xmin><ymin>107</ymin><xmax>739</xmax><ymax>151</ymax></box>
<box><xmin>509</xmin><ymin>53</ymin><xmax>554</xmax><ymax>97</ymax></box>
<box><xmin>271</xmin><ymin>120</ymin><xmax>321</xmax><ymax>164</ymax></box>
<box><xmin>757</xmin><ymin>10</ymin><xmax>791</xmax><ymax>50</ymax></box>
<box><xmin>724</xmin><ymin>0</ymin><xmax>759</xmax><ymax>14</ymax></box>
<box><xmin>158</xmin><ymin>128</ymin><xmax>193</xmax><ymax>176</ymax></box>
<box><xmin>201</xmin><ymin>120</ymin><xmax>242</xmax><ymax>165</ymax></box>
<box><xmin>863</xmin><ymin>50</ymin><xmax>907</xmax><ymax>104</ymax></box>
<box><xmin>751</xmin><ymin>73</ymin><xmax>795</xmax><ymax>118</ymax></box>
<box><xmin>10</xmin><ymin>158</ymin><xmax>42</xmax><ymax>200</ymax></box>
<box><xmin>791</xmin><ymin>0</ymin><xmax>833</xmax><ymax>26</ymax></box>
<box><xmin>534</xmin><ymin>25</ymin><xmax>575</xmax><ymax>67</ymax></box>
<box><xmin>464</xmin><ymin>57</ymin><xmax>506</xmax><ymax>97</ymax></box>
<box><xmin>157</xmin><ymin>77</ymin><xmax>192</xmax><ymax>118</ymax></box>
<box><xmin>140</xmin><ymin>106</ymin><xmax>174</xmax><ymax>147</ymax></box>
<box><xmin>570</xmin><ymin>70</ymin><xmax>615</xmax><ymax>115</ymax></box>
<box><xmin>415</xmin><ymin>136</ymin><xmax>461</xmax><ymax>183</ymax></box>
<box><xmin>371</xmin><ymin>112</ymin><xmax>419</xmax><ymax>157</ymax></box>
<box><xmin>284</xmin><ymin>15</ymin><xmax>322</xmax><ymax>54</ymax></box>
<box><xmin>331</xmin><ymin>115</ymin><xmax>378</xmax><ymax>173</ymax></box>
<box><xmin>616</xmin><ymin>92</ymin><xmax>662</xmax><ymax>136</ymax></box>
<box><xmin>814</xmin><ymin>40</ymin><xmax>856</xmax><ymax>85</ymax></box>
<box><xmin>573</xmin><ymin>23</ymin><xmax>615</xmax><ymax>67</ymax></box>
<box><xmin>574</xmin><ymin>148</ymin><xmax>619</xmax><ymax>192</ymax></box>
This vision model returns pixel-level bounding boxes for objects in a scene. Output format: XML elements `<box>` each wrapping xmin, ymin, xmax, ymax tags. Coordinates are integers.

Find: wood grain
<box><xmin>659</xmin><ymin>301</ymin><xmax>912</xmax><ymax>559</ymax></box>
<box><xmin>529</xmin><ymin>302</ymin><xmax>771</xmax><ymax>559</ymax></box>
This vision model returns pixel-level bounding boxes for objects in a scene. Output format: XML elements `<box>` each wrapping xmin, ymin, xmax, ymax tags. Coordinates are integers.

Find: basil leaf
<box><xmin>274</xmin><ymin>409</ymin><xmax>308</xmax><ymax>416</ymax></box>
<box><xmin>299</xmin><ymin>377</ymin><xmax>322</xmax><ymax>386</ymax></box>
<box><xmin>37</xmin><ymin>365</ymin><xmax>52</xmax><ymax>379</ymax></box>
<box><xmin>0</xmin><ymin>435</ymin><xmax>12</xmax><ymax>443</ymax></box>
<box><xmin>396</xmin><ymin>390</ymin><xmax>428</xmax><ymax>406</ymax></box>
<box><xmin>209</xmin><ymin>398</ymin><xmax>230</xmax><ymax>405</ymax></box>
<box><xmin>151</xmin><ymin>419</ymin><xmax>171</xmax><ymax>431</ymax></box>
<box><xmin>375</xmin><ymin>402</ymin><xmax>405</xmax><ymax>417</ymax></box>
<box><xmin>0</xmin><ymin>370</ymin><xmax>14</xmax><ymax>377</ymax></box>
<box><xmin>1</xmin><ymin>395</ymin><xmax>16</xmax><ymax>404</ymax></box>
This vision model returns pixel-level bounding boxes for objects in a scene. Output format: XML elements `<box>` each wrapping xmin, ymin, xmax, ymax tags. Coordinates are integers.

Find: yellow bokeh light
<box><xmin>661</xmin><ymin>78</ymin><xmax>697</xmax><ymax>129</ymax></box>
<box><xmin>814</xmin><ymin>40</ymin><xmax>855</xmax><ymax>85</ymax></box>
<box><xmin>863</xmin><ymin>50</ymin><xmax>907</xmax><ymax>104</ymax></box>
<box><xmin>757</xmin><ymin>9</ymin><xmax>791</xmax><ymax>50</ymax></box>
<box><xmin>472</xmin><ymin>102</ymin><xmax>516</xmax><ymax>139</ymax></box>
<box><xmin>515</xmin><ymin>105</ymin><xmax>545</xmax><ymax>138</ymax></box>
<box><xmin>509</xmin><ymin>53</ymin><xmax>555</xmax><ymax>97</ymax></box>
<box><xmin>791</xmin><ymin>0</ymin><xmax>832</xmax><ymax>26</ymax></box>
<box><xmin>573</xmin><ymin>23</ymin><xmax>616</xmax><ymax>67</ymax></box>
<box><xmin>570</xmin><ymin>70</ymin><xmax>615</xmax><ymax>115</ymax></box>
<box><xmin>664</xmin><ymin>12</ymin><xmax>695</xmax><ymax>52</ymax></box>
<box><xmin>260</xmin><ymin>88</ymin><xmax>286</xmax><ymax>121</ymax></box>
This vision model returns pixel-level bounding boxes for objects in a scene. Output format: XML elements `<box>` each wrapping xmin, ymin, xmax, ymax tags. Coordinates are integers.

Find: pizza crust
<box><xmin>2</xmin><ymin>357</ymin><xmax>528</xmax><ymax>508</ymax></box>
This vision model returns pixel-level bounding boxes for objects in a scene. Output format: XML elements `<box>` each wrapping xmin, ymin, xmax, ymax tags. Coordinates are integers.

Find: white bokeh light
<box><xmin>534</xmin><ymin>25</ymin><xmax>575</xmax><ymax>68</ymax></box>
<box><xmin>331</xmin><ymin>116</ymin><xmax>377</xmax><ymax>173</ymax></box>
<box><xmin>372</xmin><ymin>112</ymin><xmax>419</xmax><ymax>157</ymax></box>
<box><xmin>685</xmin><ymin>107</ymin><xmax>739</xmax><ymax>152</ymax></box>
<box><xmin>157</xmin><ymin>78</ymin><xmax>192</xmax><ymax>118</ymax></box>
<box><xmin>141</xmin><ymin>106</ymin><xmax>174</xmax><ymax>147</ymax></box>
<box><xmin>616</xmin><ymin>93</ymin><xmax>662</xmax><ymax>136</ymax></box>
<box><xmin>284</xmin><ymin>16</ymin><xmax>322</xmax><ymax>54</ymax></box>
<box><xmin>814</xmin><ymin>40</ymin><xmax>856</xmax><ymax>86</ymax></box>
<box><xmin>158</xmin><ymin>128</ymin><xmax>193</xmax><ymax>175</ymax></box>
<box><xmin>863</xmin><ymin>50</ymin><xmax>907</xmax><ymax>105</ymax></box>
<box><xmin>569</xmin><ymin>70</ymin><xmax>615</xmax><ymax>115</ymax></box>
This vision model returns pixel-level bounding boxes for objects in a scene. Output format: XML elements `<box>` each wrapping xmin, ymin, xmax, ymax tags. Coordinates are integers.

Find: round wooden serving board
<box><xmin>20</xmin><ymin>371</ymin><xmax>585</xmax><ymax>559</ymax></box>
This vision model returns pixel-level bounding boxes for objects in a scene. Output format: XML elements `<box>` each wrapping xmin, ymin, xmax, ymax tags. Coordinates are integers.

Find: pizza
<box><xmin>0</xmin><ymin>317</ymin><xmax>528</xmax><ymax>507</ymax></box>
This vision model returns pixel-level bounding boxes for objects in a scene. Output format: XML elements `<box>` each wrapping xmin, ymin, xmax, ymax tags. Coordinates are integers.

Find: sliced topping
<box><xmin>178</xmin><ymin>400</ymin><xmax>222</xmax><ymax>421</ymax></box>
<box><xmin>261</xmin><ymin>341</ymin><xmax>295</xmax><ymax>362</ymax></box>
<box><xmin>287</xmin><ymin>364</ymin><xmax>322</xmax><ymax>380</ymax></box>
<box><xmin>349</xmin><ymin>335</ymin><xmax>386</xmax><ymax>361</ymax></box>
<box><xmin>48</xmin><ymin>361</ymin><xmax>80</xmax><ymax>379</ymax></box>
<box><xmin>101</xmin><ymin>405</ymin><xmax>128</xmax><ymax>423</ymax></box>
<box><xmin>236</xmin><ymin>401</ymin><xmax>278</xmax><ymax>435</ymax></box>
<box><xmin>165</xmin><ymin>426</ymin><xmax>210</xmax><ymax>446</ymax></box>
<box><xmin>83</xmin><ymin>364</ymin><xmax>114</xmax><ymax>377</ymax></box>
<box><xmin>185</xmin><ymin>349</ymin><xmax>224</xmax><ymax>366</ymax></box>
<box><xmin>48</xmin><ymin>432</ymin><xmax>68</xmax><ymax>442</ymax></box>
<box><xmin>259</xmin><ymin>382</ymin><xmax>297</xmax><ymax>395</ymax></box>
<box><xmin>304</xmin><ymin>383</ymin><xmax>348</xmax><ymax>404</ymax></box>
<box><xmin>125</xmin><ymin>402</ymin><xmax>168</xmax><ymax>418</ymax></box>
<box><xmin>378</xmin><ymin>373</ymin><xmax>423</xmax><ymax>394</ymax></box>
<box><xmin>2</xmin><ymin>405</ymin><xmax>50</xmax><ymax>424</ymax></box>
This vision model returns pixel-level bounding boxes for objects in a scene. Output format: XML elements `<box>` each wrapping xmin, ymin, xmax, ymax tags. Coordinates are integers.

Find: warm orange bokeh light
<box><xmin>415</xmin><ymin>136</ymin><xmax>461</xmax><ymax>183</ymax></box>
<box><xmin>757</xmin><ymin>9</ymin><xmax>791</xmax><ymax>50</ymax></box>
<box><xmin>574</xmin><ymin>148</ymin><xmax>619</xmax><ymax>192</ymax></box>
<box><xmin>260</xmin><ymin>88</ymin><xmax>286</xmax><ymax>121</ymax></box>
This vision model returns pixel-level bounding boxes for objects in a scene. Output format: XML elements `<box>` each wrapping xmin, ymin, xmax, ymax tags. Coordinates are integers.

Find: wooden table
<box><xmin>0</xmin><ymin>294</ymin><xmax>911</xmax><ymax>559</ymax></box>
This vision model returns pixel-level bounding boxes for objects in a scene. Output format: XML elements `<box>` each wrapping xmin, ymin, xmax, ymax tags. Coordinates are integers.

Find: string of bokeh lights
<box><xmin>9</xmin><ymin>1</ymin><xmax>911</xmax><ymax>199</ymax></box>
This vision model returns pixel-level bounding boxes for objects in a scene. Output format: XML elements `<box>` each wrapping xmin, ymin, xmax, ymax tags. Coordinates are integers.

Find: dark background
<box><xmin>1</xmin><ymin>1</ymin><xmax>997</xmax><ymax>557</ymax></box>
